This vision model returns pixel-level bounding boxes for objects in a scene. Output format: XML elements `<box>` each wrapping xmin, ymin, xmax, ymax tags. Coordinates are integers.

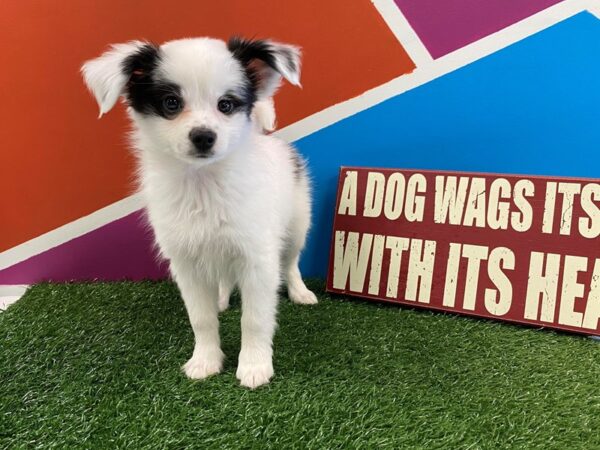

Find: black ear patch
<box><xmin>121</xmin><ymin>43</ymin><xmax>183</xmax><ymax>119</ymax></box>
<box><xmin>227</xmin><ymin>37</ymin><xmax>278</xmax><ymax>107</ymax></box>
<box><xmin>228</xmin><ymin>37</ymin><xmax>279</xmax><ymax>73</ymax></box>
<box><xmin>228</xmin><ymin>36</ymin><xmax>301</xmax><ymax>104</ymax></box>
<box><xmin>121</xmin><ymin>43</ymin><xmax>161</xmax><ymax>80</ymax></box>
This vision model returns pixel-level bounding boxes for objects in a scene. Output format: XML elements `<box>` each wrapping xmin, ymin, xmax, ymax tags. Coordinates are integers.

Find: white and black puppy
<box><xmin>81</xmin><ymin>37</ymin><xmax>316</xmax><ymax>388</ymax></box>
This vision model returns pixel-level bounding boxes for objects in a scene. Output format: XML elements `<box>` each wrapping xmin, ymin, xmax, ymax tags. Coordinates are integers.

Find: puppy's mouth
<box><xmin>180</xmin><ymin>148</ymin><xmax>225</xmax><ymax>166</ymax></box>
<box><xmin>189</xmin><ymin>150</ymin><xmax>214</xmax><ymax>159</ymax></box>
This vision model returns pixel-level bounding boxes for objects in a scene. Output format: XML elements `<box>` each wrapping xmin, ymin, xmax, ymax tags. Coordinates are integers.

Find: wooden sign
<box><xmin>326</xmin><ymin>167</ymin><xmax>600</xmax><ymax>336</ymax></box>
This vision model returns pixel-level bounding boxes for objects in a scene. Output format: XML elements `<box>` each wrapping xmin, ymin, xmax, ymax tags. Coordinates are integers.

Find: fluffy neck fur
<box><xmin>130</xmin><ymin>121</ymin><xmax>265</xmax><ymax>265</ymax></box>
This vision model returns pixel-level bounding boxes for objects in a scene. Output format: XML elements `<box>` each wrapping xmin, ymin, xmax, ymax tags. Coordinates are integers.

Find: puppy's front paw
<box><xmin>236</xmin><ymin>360</ymin><xmax>274</xmax><ymax>389</ymax></box>
<box><xmin>183</xmin><ymin>350</ymin><xmax>224</xmax><ymax>380</ymax></box>
<box><xmin>289</xmin><ymin>287</ymin><xmax>318</xmax><ymax>305</ymax></box>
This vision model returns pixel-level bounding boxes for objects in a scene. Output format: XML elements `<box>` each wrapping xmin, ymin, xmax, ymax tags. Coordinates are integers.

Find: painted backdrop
<box><xmin>1</xmin><ymin>0</ymin><xmax>599</xmax><ymax>285</ymax></box>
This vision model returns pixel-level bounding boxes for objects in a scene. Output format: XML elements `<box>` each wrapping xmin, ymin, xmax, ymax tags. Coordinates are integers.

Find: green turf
<box><xmin>1</xmin><ymin>280</ymin><xmax>599</xmax><ymax>449</ymax></box>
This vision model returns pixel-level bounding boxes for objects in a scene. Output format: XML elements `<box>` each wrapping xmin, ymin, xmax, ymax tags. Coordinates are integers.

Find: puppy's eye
<box><xmin>218</xmin><ymin>99</ymin><xmax>234</xmax><ymax>115</ymax></box>
<box><xmin>163</xmin><ymin>96</ymin><xmax>183</xmax><ymax>114</ymax></box>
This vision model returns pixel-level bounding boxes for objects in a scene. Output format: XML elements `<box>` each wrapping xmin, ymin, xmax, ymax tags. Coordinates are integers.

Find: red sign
<box><xmin>326</xmin><ymin>167</ymin><xmax>600</xmax><ymax>336</ymax></box>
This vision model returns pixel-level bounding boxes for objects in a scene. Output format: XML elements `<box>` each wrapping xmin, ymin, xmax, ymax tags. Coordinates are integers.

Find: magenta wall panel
<box><xmin>394</xmin><ymin>0</ymin><xmax>563</xmax><ymax>58</ymax></box>
<box><xmin>0</xmin><ymin>212</ymin><xmax>167</xmax><ymax>284</ymax></box>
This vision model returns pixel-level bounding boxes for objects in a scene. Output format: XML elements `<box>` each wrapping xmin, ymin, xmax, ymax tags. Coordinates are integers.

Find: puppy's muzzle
<box><xmin>189</xmin><ymin>127</ymin><xmax>216</xmax><ymax>157</ymax></box>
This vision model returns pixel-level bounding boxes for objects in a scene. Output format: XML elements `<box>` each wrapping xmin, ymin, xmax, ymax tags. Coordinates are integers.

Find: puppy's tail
<box><xmin>252</xmin><ymin>98</ymin><xmax>277</xmax><ymax>133</ymax></box>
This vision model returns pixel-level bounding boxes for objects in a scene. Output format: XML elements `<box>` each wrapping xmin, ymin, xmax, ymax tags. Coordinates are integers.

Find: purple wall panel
<box><xmin>0</xmin><ymin>211</ymin><xmax>168</xmax><ymax>284</ymax></box>
<box><xmin>394</xmin><ymin>0</ymin><xmax>563</xmax><ymax>58</ymax></box>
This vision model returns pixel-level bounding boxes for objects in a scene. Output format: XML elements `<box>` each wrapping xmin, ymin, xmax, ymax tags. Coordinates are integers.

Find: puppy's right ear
<box><xmin>228</xmin><ymin>37</ymin><xmax>301</xmax><ymax>101</ymax></box>
<box><xmin>81</xmin><ymin>41</ymin><xmax>157</xmax><ymax>117</ymax></box>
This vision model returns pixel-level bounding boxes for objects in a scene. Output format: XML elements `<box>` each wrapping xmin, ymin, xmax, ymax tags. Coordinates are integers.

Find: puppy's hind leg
<box><xmin>284</xmin><ymin>250</ymin><xmax>318</xmax><ymax>305</ymax></box>
<box><xmin>170</xmin><ymin>258</ymin><xmax>224</xmax><ymax>380</ymax></box>
<box><xmin>284</xmin><ymin>194</ymin><xmax>317</xmax><ymax>305</ymax></box>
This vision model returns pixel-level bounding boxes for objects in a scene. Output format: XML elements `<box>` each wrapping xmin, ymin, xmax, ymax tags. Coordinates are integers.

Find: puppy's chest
<box><xmin>149</xmin><ymin>176</ymin><xmax>246</xmax><ymax>252</ymax></box>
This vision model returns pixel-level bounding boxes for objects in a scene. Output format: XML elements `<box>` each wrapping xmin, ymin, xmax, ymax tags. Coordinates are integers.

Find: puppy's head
<box><xmin>81</xmin><ymin>37</ymin><xmax>301</xmax><ymax>165</ymax></box>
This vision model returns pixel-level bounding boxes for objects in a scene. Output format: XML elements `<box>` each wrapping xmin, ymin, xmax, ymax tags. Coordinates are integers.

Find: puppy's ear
<box><xmin>228</xmin><ymin>37</ymin><xmax>301</xmax><ymax>100</ymax></box>
<box><xmin>81</xmin><ymin>41</ymin><xmax>158</xmax><ymax>117</ymax></box>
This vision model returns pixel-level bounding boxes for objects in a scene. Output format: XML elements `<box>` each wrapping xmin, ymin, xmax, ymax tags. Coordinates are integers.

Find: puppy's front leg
<box><xmin>170</xmin><ymin>258</ymin><xmax>224</xmax><ymax>380</ymax></box>
<box><xmin>237</xmin><ymin>255</ymin><xmax>280</xmax><ymax>389</ymax></box>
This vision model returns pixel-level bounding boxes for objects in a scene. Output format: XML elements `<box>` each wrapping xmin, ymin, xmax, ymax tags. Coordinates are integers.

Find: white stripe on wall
<box><xmin>371</xmin><ymin>0</ymin><xmax>433</xmax><ymax>67</ymax></box>
<box><xmin>0</xmin><ymin>194</ymin><xmax>144</xmax><ymax>271</ymax></box>
<box><xmin>587</xmin><ymin>0</ymin><xmax>600</xmax><ymax>19</ymax></box>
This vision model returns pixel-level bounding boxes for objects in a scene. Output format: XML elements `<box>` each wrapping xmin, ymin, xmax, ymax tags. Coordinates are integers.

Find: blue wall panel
<box><xmin>296</xmin><ymin>12</ymin><xmax>600</xmax><ymax>276</ymax></box>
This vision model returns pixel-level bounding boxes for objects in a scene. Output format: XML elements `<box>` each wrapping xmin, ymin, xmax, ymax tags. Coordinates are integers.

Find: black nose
<box><xmin>189</xmin><ymin>127</ymin><xmax>216</xmax><ymax>155</ymax></box>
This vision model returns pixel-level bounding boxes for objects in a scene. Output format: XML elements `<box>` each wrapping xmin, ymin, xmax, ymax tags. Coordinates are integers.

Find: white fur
<box><xmin>252</xmin><ymin>98</ymin><xmax>277</xmax><ymax>132</ymax></box>
<box><xmin>81</xmin><ymin>41</ymin><xmax>146</xmax><ymax>117</ymax></box>
<box><xmin>82</xmin><ymin>37</ymin><xmax>315</xmax><ymax>389</ymax></box>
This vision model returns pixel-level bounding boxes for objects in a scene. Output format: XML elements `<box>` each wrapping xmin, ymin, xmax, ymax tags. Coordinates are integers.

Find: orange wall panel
<box><xmin>0</xmin><ymin>0</ymin><xmax>414</xmax><ymax>251</ymax></box>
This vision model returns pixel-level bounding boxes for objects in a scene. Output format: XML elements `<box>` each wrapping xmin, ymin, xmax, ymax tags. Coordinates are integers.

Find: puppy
<box><xmin>81</xmin><ymin>37</ymin><xmax>317</xmax><ymax>388</ymax></box>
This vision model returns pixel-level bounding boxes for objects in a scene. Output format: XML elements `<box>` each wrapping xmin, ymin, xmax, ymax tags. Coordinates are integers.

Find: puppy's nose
<box><xmin>189</xmin><ymin>127</ymin><xmax>216</xmax><ymax>155</ymax></box>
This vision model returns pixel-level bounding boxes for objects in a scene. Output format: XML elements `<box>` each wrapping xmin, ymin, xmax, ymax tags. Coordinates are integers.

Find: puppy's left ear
<box><xmin>228</xmin><ymin>37</ymin><xmax>301</xmax><ymax>100</ymax></box>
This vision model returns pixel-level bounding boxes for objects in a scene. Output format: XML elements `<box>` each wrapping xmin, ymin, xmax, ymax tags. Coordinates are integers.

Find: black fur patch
<box><xmin>219</xmin><ymin>92</ymin><xmax>252</xmax><ymax>115</ymax></box>
<box><xmin>228</xmin><ymin>37</ymin><xmax>278</xmax><ymax>72</ymax></box>
<box><xmin>227</xmin><ymin>37</ymin><xmax>280</xmax><ymax>107</ymax></box>
<box><xmin>289</xmin><ymin>147</ymin><xmax>306</xmax><ymax>180</ymax></box>
<box><xmin>230</xmin><ymin>80</ymin><xmax>256</xmax><ymax>117</ymax></box>
<box><xmin>121</xmin><ymin>43</ymin><xmax>183</xmax><ymax>119</ymax></box>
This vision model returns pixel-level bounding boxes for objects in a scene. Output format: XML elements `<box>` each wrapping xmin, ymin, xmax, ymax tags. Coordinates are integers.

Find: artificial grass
<box><xmin>1</xmin><ymin>280</ymin><xmax>599</xmax><ymax>449</ymax></box>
